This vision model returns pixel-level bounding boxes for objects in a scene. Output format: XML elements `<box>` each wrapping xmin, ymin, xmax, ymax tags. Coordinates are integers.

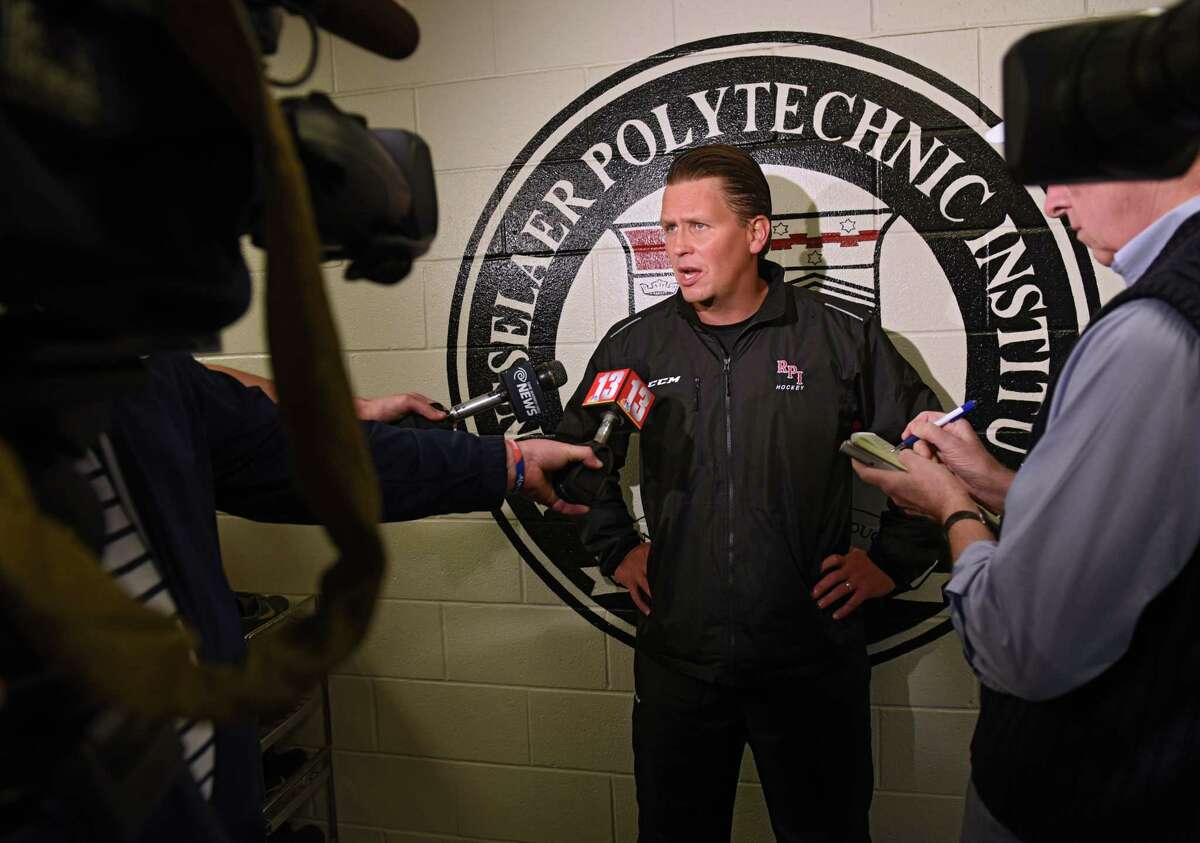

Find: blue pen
<box><xmin>894</xmin><ymin>400</ymin><xmax>977</xmax><ymax>451</ymax></box>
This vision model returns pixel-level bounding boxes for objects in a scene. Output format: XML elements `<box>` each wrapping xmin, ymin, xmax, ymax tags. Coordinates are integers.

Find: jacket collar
<box><xmin>672</xmin><ymin>259</ymin><xmax>790</xmax><ymax>327</ymax></box>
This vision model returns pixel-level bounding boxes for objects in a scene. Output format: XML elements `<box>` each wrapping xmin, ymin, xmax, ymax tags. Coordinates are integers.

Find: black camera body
<box><xmin>1002</xmin><ymin>0</ymin><xmax>1200</xmax><ymax>183</ymax></box>
<box><xmin>0</xmin><ymin>1</ymin><xmax>430</xmax><ymax>832</ymax></box>
<box><xmin>0</xmin><ymin>0</ymin><xmax>435</xmax><ymax>412</ymax></box>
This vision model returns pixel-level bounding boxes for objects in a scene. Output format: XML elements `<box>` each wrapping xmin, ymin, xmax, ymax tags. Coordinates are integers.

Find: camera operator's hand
<box><xmin>506</xmin><ymin>439</ymin><xmax>603</xmax><ymax>516</ymax></box>
<box><xmin>355</xmin><ymin>393</ymin><xmax>447</xmax><ymax>424</ymax></box>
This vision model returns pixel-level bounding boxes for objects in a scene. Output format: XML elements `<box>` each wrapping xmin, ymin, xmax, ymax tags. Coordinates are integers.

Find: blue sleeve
<box><xmin>180</xmin><ymin>357</ymin><xmax>506</xmax><ymax>522</ymax></box>
<box><xmin>944</xmin><ymin>300</ymin><xmax>1200</xmax><ymax>700</ymax></box>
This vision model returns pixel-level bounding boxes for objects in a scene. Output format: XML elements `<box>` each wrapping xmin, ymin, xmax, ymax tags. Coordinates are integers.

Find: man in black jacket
<box><xmin>557</xmin><ymin>145</ymin><xmax>942</xmax><ymax>842</ymax></box>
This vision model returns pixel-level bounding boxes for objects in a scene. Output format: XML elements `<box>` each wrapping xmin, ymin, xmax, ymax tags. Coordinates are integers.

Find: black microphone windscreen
<box><xmin>538</xmin><ymin>360</ymin><xmax>568</xmax><ymax>389</ymax></box>
<box><xmin>313</xmin><ymin>0</ymin><xmax>419</xmax><ymax>60</ymax></box>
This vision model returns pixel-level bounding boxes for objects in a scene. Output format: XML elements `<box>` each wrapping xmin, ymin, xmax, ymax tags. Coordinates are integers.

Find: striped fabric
<box><xmin>76</xmin><ymin>441</ymin><xmax>216</xmax><ymax>801</ymax></box>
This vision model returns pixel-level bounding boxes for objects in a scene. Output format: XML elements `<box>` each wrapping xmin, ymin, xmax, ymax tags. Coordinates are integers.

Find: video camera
<box><xmin>0</xmin><ymin>2</ymin><xmax>437</xmax><ymax>832</ymax></box>
<box><xmin>1001</xmin><ymin>0</ymin><xmax>1200</xmax><ymax>183</ymax></box>
<box><xmin>0</xmin><ymin>0</ymin><xmax>435</xmax><ymax>409</ymax></box>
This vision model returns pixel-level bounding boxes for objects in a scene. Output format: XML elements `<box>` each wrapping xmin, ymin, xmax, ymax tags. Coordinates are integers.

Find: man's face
<box><xmin>660</xmin><ymin>177</ymin><xmax>765</xmax><ymax>307</ymax></box>
<box><xmin>1043</xmin><ymin>182</ymin><xmax>1152</xmax><ymax>266</ymax></box>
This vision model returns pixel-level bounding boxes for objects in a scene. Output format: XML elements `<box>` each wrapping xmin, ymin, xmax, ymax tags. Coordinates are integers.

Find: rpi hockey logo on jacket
<box><xmin>447</xmin><ymin>32</ymin><xmax>1098</xmax><ymax>662</ymax></box>
<box><xmin>776</xmin><ymin>359</ymin><xmax>805</xmax><ymax>390</ymax></box>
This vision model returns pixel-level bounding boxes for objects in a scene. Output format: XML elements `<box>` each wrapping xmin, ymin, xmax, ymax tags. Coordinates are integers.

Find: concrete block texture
<box><xmin>375</xmin><ymin>679</ymin><xmax>530</xmax><ymax>764</ymax></box>
<box><xmin>333</xmin><ymin>753</ymin><xmax>460</xmax><ymax>833</ymax></box>
<box><xmin>332</xmin><ymin>827</ymin><xmax>384</xmax><ymax>843</ymax></box>
<box><xmin>870</xmin><ymin>620</ymin><xmax>980</xmax><ymax>709</ymax></box>
<box><xmin>323</xmin><ymin>263</ymin><xmax>428</xmax><ymax>352</ymax></box>
<box><xmin>378</xmin><ymin>520</ymin><xmax>523</xmax><ymax>604</ymax></box>
<box><xmin>286</xmin><ymin>677</ymin><xmax>374</xmax><ymax>749</ymax></box>
<box><xmin>218</xmin><ymin>271</ymin><xmax>266</xmax><ymax>356</ymax></box>
<box><xmin>871</xmin><ymin>792</ymin><xmax>967</xmax><ymax>843</ymax></box>
<box><xmin>267</xmin><ymin>12</ymin><xmax>334</xmax><ymax>95</ymax></box>
<box><xmin>528</xmin><ymin>689</ymin><xmax>634</xmax><ymax>773</ymax></box>
<box><xmin>873</xmin><ymin>0</ymin><xmax>1085</xmax><ymax>31</ymax></box>
<box><xmin>739</xmin><ymin>747</ymin><xmax>760</xmax><ymax>784</ymax></box>
<box><xmin>1087</xmin><ymin>0</ymin><xmax>1162</xmax><ymax>14</ymax></box>
<box><xmin>494</xmin><ymin>0</ymin><xmax>675</xmax><ymax>74</ymax></box>
<box><xmin>221</xmin><ymin>517</ymin><xmax>521</xmax><ymax>603</ymax></box>
<box><xmin>606</xmin><ymin>638</ymin><xmax>635</xmax><ymax>692</ymax></box>
<box><xmin>333</xmin><ymin>89</ymin><xmax>418</xmax><ymax>132</ymax></box>
<box><xmin>443</xmin><ymin>605</ymin><xmax>608</xmax><ymax>688</ymax></box>
<box><xmin>521</xmin><ymin>564</ymin><xmax>562</xmax><ymax>606</ymax></box>
<box><xmin>416</xmin><ymin>69</ymin><xmax>588</xmax><ymax>171</ymax></box>
<box><xmin>385</xmin><ymin>833</ymin><xmax>508</xmax><ymax>843</ymax></box>
<box><xmin>979</xmin><ymin>23</ymin><xmax>1049</xmax><ymax>115</ymax></box>
<box><xmin>878</xmin><ymin>708</ymin><xmax>978</xmax><ymax>796</ymax></box>
<box><xmin>426</xmin><ymin>169</ymin><xmax>510</xmax><ymax>262</ymax></box>
<box><xmin>331</xmin><ymin>0</ymin><xmax>496</xmax><ymax>90</ymax></box>
<box><xmin>731</xmin><ymin>783</ymin><xmax>773</xmax><ymax>841</ymax></box>
<box><xmin>613</xmin><ymin>774</ymin><xmax>776</xmax><ymax>842</ymax></box>
<box><xmin>339</xmin><ymin>600</ymin><xmax>446</xmax><ymax>680</ymax></box>
<box><xmin>865</xmin><ymin>29</ymin><xmax>981</xmax><ymax>103</ymax></box>
<box><xmin>613</xmin><ymin>775</ymin><xmax>638</xmax><ymax>843</ymax></box>
<box><xmin>673</xmin><ymin>0</ymin><xmax>872</xmax><ymax>43</ymax></box>
<box><xmin>452</xmin><ymin>762</ymin><xmax>613</xmax><ymax>842</ymax></box>
<box><xmin>423</xmin><ymin>260</ymin><xmax>464</xmax><ymax>350</ymax></box>
<box><xmin>346</xmin><ymin>349</ymin><xmax>461</xmax><ymax>404</ymax></box>
<box><xmin>328</xmin><ymin>674</ymin><xmax>379</xmax><ymax>752</ymax></box>
<box><xmin>218</xmin><ymin>518</ymin><xmax>331</xmax><ymax>596</ymax></box>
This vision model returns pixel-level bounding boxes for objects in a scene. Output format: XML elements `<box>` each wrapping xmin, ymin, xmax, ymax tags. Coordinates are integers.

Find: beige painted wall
<box><xmin>213</xmin><ymin>1</ymin><xmax>1147</xmax><ymax>840</ymax></box>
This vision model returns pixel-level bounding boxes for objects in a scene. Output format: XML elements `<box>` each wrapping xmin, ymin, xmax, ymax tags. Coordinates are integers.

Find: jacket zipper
<box><xmin>723</xmin><ymin>355</ymin><xmax>734</xmax><ymax>664</ymax></box>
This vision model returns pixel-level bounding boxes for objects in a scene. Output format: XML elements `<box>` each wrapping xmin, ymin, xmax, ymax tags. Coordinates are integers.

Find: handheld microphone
<box><xmin>556</xmin><ymin>368</ymin><xmax>655</xmax><ymax>505</ymax></box>
<box><xmin>578</xmin><ymin>368</ymin><xmax>655</xmax><ymax>440</ymax></box>
<box><xmin>447</xmin><ymin>360</ymin><xmax>568</xmax><ymax>423</ymax></box>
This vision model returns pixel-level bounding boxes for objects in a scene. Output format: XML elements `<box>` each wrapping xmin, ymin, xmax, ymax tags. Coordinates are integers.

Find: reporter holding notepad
<box><xmin>852</xmin><ymin>155</ymin><xmax>1200</xmax><ymax>842</ymax></box>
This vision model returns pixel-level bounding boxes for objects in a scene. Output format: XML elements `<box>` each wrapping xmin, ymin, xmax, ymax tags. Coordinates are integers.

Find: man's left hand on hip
<box><xmin>812</xmin><ymin>547</ymin><xmax>896</xmax><ymax>620</ymax></box>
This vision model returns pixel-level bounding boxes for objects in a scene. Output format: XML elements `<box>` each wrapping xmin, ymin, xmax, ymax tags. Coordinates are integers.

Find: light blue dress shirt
<box><xmin>945</xmin><ymin>195</ymin><xmax>1200</xmax><ymax>701</ymax></box>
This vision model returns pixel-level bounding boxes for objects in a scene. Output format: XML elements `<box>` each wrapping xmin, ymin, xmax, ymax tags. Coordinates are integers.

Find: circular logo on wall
<box><xmin>447</xmin><ymin>32</ymin><xmax>1097</xmax><ymax>662</ymax></box>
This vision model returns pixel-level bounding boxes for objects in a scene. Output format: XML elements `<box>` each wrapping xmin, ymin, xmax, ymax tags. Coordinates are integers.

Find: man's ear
<box><xmin>747</xmin><ymin>214</ymin><xmax>771</xmax><ymax>256</ymax></box>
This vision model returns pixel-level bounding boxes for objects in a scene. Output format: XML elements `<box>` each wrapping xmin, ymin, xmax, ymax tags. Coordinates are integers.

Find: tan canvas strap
<box><xmin>0</xmin><ymin>0</ymin><xmax>385</xmax><ymax>720</ymax></box>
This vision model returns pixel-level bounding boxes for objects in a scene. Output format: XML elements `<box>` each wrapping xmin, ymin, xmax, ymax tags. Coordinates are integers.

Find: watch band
<box><xmin>943</xmin><ymin>509</ymin><xmax>986</xmax><ymax>535</ymax></box>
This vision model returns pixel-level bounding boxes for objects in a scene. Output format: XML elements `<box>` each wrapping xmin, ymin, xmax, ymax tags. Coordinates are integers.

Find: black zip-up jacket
<box><xmin>556</xmin><ymin>261</ymin><xmax>942</xmax><ymax>685</ymax></box>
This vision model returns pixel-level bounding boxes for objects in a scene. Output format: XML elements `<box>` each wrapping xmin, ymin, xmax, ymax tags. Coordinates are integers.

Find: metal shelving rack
<box><xmin>248</xmin><ymin>595</ymin><xmax>339</xmax><ymax>841</ymax></box>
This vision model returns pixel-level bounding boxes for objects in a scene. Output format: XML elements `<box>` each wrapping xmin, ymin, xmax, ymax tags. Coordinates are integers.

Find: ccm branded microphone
<box><xmin>446</xmin><ymin>360</ymin><xmax>568</xmax><ymax>424</ymax></box>
<box><xmin>556</xmin><ymin>368</ymin><xmax>656</xmax><ymax>505</ymax></box>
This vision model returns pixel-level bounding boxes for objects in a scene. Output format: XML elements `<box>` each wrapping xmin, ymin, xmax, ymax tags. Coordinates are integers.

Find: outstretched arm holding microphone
<box><xmin>205</xmin><ymin>359</ymin><xmax>600</xmax><ymax>516</ymax></box>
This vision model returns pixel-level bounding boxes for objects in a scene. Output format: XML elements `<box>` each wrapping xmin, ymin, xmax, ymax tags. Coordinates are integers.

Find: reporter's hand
<box><xmin>811</xmin><ymin>547</ymin><xmax>895</xmax><ymax>620</ymax></box>
<box><xmin>613</xmin><ymin>542</ymin><xmax>652</xmax><ymax>615</ymax></box>
<box><xmin>852</xmin><ymin>448</ymin><xmax>976</xmax><ymax>523</ymax></box>
<box><xmin>902</xmin><ymin>412</ymin><xmax>1013</xmax><ymax>513</ymax></box>
<box><xmin>356</xmin><ymin>393</ymin><xmax>448</xmax><ymax>424</ymax></box>
<box><xmin>510</xmin><ymin>439</ymin><xmax>603</xmax><ymax>516</ymax></box>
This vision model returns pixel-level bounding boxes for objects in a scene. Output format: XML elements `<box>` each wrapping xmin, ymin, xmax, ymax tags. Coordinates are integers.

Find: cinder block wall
<box><xmin>214</xmin><ymin>1</ymin><xmax>1144</xmax><ymax>840</ymax></box>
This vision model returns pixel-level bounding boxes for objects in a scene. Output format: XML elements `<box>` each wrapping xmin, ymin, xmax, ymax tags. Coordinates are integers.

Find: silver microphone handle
<box><xmin>594</xmin><ymin>411</ymin><xmax>620</xmax><ymax>445</ymax></box>
<box><xmin>445</xmin><ymin>390</ymin><xmax>505</xmax><ymax>421</ymax></box>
